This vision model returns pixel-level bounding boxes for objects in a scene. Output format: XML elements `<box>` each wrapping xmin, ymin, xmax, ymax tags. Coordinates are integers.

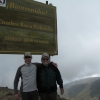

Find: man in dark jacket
<box><xmin>37</xmin><ymin>53</ymin><xmax>64</xmax><ymax>100</ymax></box>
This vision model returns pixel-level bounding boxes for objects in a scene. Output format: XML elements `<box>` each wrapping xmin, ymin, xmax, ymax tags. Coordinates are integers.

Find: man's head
<box><xmin>24</xmin><ymin>52</ymin><xmax>32</xmax><ymax>64</ymax></box>
<box><xmin>41</xmin><ymin>53</ymin><xmax>50</xmax><ymax>65</ymax></box>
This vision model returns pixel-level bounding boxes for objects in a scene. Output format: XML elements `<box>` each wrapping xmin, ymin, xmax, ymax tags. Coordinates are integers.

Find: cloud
<box><xmin>48</xmin><ymin>0</ymin><xmax>100</xmax><ymax>83</ymax></box>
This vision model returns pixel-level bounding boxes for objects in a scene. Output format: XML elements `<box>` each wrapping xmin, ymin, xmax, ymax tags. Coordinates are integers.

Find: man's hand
<box><xmin>52</xmin><ymin>62</ymin><xmax>58</xmax><ymax>67</ymax></box>
<box><xmin>14</xmin><ymin>94</ymin><xmax>19</xmax><ymax>100</ymax></box>
<box><xmin>60</xmin><ymin>88</ymin><xmax>64</xmax><ymax>95</ymax></box>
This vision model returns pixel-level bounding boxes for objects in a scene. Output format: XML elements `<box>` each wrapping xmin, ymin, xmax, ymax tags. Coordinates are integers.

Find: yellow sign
<box><xmin>0</xmin><ymin>0</ymin><xmax>58</xmax><ymax>55</ymax></box>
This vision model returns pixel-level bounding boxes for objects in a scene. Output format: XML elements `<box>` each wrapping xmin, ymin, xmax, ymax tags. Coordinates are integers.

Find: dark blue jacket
<box><xmin>36</xmin><ymin>63</ymin><xmax>63</xmax><ymax>93</ymax></box>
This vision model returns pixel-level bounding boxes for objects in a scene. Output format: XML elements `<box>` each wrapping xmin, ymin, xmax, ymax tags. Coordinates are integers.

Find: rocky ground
<box><xmin>0</xmin><ymin>87</ymin><xmax>67</xmax><ymax>100</ymax></box>
<box><xmin>0</xmin><ymin>87</ymin><xmax>21</xmax><ymax>100</ymax></box>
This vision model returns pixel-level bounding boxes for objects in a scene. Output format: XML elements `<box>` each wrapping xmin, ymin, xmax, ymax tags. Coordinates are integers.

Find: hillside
<box><xmin>60</xmin><ymin>77</ymin><xmax>100</xmax><ymax>100</ymax></box>
<box><xmin>1</xmin><ymin>77</ymin><xmax>100</xmax><ymax>100</ymax></box>
<box><xmin>0</xmin><ymin>87</ymin><xmax>15</xmax><ymax>100</ymax></box>
<box><xmin>0</xmin><ymin>87</ymin><xmax>67</xmax><ymax>100</ymax></box>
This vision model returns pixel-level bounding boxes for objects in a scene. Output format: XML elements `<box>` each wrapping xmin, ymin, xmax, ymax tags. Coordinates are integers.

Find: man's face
<box><xmin>24</xmin><ymin>56</ymin><xmax>32</xmax><ymax>64</ymax></box>
<box><xmin>42</xmin><ymin>56</ymin><xmax>50</xmax><ymax>65</ymax></box>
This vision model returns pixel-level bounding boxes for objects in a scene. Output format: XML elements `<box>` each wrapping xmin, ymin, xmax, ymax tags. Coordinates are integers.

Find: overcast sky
<box><xmin>0</xmin><ymin>0</ymin><xmax>100</xmax><ymax>89</ymax></box>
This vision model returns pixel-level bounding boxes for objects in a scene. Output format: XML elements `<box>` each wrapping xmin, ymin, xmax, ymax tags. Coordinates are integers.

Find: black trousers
<box><xmin>39</xmin><ymin>91</ymin><xmax>57</xmax><ymax>100</ymax></box>
<box><xmin>21</xmin><ymin>90</ymin><xmax>39</xmax><ymax>100</ymax></box>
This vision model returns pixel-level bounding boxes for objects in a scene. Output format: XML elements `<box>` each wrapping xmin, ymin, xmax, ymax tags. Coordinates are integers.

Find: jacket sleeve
<box><xmin>14</xmin><ymin>67</ymin><xmax>21</xmax><ymax>94</ymax></box>
<box><xmin>32</xmin><ymin>62</ymin><xmax>41</xmax><ymax>67</ymax></box>
<box><xmin>33</xmin><ymin>62</ymin><xmax>53</xmax><ymax>67</ymax></box>
<box><xmin>55</xmin><ymin>67</ymin><xmax>63</xmax><ymax>89</ymax></box>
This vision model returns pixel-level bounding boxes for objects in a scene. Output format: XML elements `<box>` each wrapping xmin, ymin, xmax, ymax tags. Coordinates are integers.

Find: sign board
<box><xmin>0</xmin><ymin>0</ymin><xmax>58</xmax><ymax>55</ymax></box>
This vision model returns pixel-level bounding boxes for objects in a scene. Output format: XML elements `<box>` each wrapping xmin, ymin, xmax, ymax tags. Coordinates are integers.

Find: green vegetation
<box><xmin>90</xmin><ymin>79</ymin><xmax>100</xmax><ymax>98</ymax></box>
<box><xmin>68</xmin><ymin>84</ymin><xmax>87</xmax><ymax>97</ymax></box>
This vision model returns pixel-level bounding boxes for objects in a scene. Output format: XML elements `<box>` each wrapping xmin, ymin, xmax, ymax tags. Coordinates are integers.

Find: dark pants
<box><xmin>39</xmin><ymin>91</ymin><xmax>57</xmax><ymax>100</ymax></box>
<box><xmin>21</xmin><ymin>90</ymin><xmax>39</xmax><ymax>100</ymax></box>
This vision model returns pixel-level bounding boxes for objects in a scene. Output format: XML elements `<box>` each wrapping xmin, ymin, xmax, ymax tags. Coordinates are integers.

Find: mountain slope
<box><xmin>60</xmin><ymin>77</ymin><xmax>100</xmax><ymax>100</ymax></box>
<box><xmin>90</xmin><ymin>79</ymin><xmax>100</xmax><ymax>98</ymax></box>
